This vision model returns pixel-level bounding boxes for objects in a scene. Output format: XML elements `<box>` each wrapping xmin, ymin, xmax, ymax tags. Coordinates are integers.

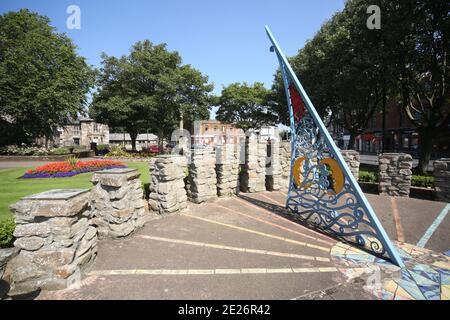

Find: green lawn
<box><xmin>0</xmin><ymin>162</ymin><xmax>149</xmax><ymax>221</ymax></box>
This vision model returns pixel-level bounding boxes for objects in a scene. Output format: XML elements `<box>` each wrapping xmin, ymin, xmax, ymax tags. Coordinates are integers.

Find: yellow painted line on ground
<box><xmin>234</xmin><ymin>196</ymin><xmax>334</xmax><ymax>245</ymax></box>
<box><xmin>87</xmin><ymin>267</ymin><xmax>339</xmax><ymax>277</ymax></box>
<box><xmin>390</xmin><ymin>197</ymin><xmax>405</xmax><ymax>242</ymax></box>
<box><xmin>212</xmin><ymin>203</ymin><xmax>333</xmax><ymax>248</ymax></box>
<box><xmin>183</xmin><ymin>213</ymin><xmax>330</xmax><ymax>253</ymax></box>
<box><xmin>138</xmin><ymin>235</ymin><xmax>330</xmax><ymax>262</ymax></box>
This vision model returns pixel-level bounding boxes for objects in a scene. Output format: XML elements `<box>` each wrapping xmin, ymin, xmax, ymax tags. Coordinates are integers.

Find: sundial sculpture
<box><xmin>265</xmin><ymin>26</ymin><xmax>404</xmax><ymax>267</ymax></box>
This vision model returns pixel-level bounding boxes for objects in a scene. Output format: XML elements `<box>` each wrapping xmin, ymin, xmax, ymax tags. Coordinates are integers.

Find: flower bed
<box><xmin>21</xmin><ymin>159</ymin><xmax>126</xmax><ymax>179</ymax></box>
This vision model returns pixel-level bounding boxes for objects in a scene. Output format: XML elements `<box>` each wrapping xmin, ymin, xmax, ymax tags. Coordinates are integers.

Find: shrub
<box><xmin>0</xmin><ymin>145</ymin><xmax>50</xmax><ymax>156</ymax></box>
<box><xmin>96</xmin><ymin>144</ymin><xmax>110</xmax><ymax>152</ymax></box>
<box><xmin>105</xmin><ymin>146</ymin><xmax>130</xmax><ymax>158</ymax></box>
<box><xmin>359</xmin><ymin>170</ymin><xmax>378</xmax><ymax>183</ymax></box>
<box><xmin>0</xmin><ymin>217</ymin><xmax>15</xmax><ymax>248</ymax></box>
<box><xmin>50</xmin><ymin>147</ymin><xmax>70</xmax><ymax>155</ymax></box>
<box><xmin>411</xmin><ymin>175</ymin><xmax>435</xmax><ymax>188</ymax></box>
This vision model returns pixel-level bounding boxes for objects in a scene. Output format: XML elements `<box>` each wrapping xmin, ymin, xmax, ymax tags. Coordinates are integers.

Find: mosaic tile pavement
<box><xmin>331</xmin><ymin>241</ymin><xmax>450</xmax><ymax>300</ymax></box>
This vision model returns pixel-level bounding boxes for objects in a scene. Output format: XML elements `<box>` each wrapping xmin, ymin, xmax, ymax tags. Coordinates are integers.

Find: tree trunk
<box><xmin>129</xmin><ymin>131</ymin><xmax>138</xmax><ymax>152</ymax></box>
<box><xmin>417</xmin><ymin>130</ymin><xmax>433</xmax><ymax>175</ymax></box>
<box><xmin>347</xmin><ymin>133</ymin><xmax>357</xmax><ymax>150</ymax></box>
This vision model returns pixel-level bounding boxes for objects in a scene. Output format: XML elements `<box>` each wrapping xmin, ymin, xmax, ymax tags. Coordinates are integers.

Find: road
<box><xmin>359</xmin><ymin>154</ymin><xmax>435</xmax><ymax>171</ymax></box>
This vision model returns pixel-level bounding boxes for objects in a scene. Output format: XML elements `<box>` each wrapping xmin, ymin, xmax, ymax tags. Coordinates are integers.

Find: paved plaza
<box><xmin>29</xmin><ymin>191</ymin><xmax>449</xmax><ymax>300</ymax></box>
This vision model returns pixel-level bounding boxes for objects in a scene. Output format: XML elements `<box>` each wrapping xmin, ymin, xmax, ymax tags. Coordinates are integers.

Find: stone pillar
<box><xmin>378</xmin><ymin>153</ymin><xmax>413</xmax><ymax>197</ymax></box>
<box><xmin>187</xmin><ymin>149</ymin><xmax>217</xmax><ymax>203</ymax></box>
<box><xmin>241</xmin><ymin>137</ymin><xmax>267</xmax><ymax>193</ymax></box>
<box><xmin>9</xmin><ymin>189</ymin><xmax>97</xmax><ymax>293</ymax></box>
<box><xmin>215</xmin><ymin>144</ymin><xmax>241</xmax><ymax>197</ymax></box>
<box><xmin>341</xmin><ymin>150</ymin><xmax>360</xmax><ymax>181</ymax></box>
<box><xmin>279</xmin><ymin>141</ymin><xmax>291</xmax><ymax>190</ymax></box>
<box><xmin>149</xmin><ymin>155</ymin><xmax>188</xmax><ymax>214</ymax></box>
<box><xmin>266</xmin><ymin>139</ymin><xmax>283</xmax><ymax>191</ymax></box>
<box><xmin>91</xmin><ymin>168</ymin><xmax>146</xmax><ymax>239</ymax></box>
<box><xmin>434</xmin><ymin>158</ymin><xmax>450</xmax><ymax>202</ymax></box>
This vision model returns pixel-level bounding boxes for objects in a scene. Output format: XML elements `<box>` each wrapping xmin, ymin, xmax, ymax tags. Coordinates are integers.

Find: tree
<box><xmin>271</xmin><ymin>1</ymin><xmax>385</xmax><ymax>150</ymax></box>
<box><xmin>216</xmin><ymin>82</ymin><xmax>277</xmax><ymax>131</ymax></box>
<box><xmin>90</xmin><ymin>40</ymin><xmax>213</xmax><ymax>151</ymax></box>
<box><xmin>0</xmin><ymin>9</ymin><xmax>94</xmax><ymax>146</ymax></box>
<box><xmin>381</xmin><ymin>0</ymin><xmax>449</xmax><ymax>174</ymax></box>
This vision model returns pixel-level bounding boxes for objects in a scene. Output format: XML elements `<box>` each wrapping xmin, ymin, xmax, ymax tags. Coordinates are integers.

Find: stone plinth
<box><xmin>341</xmin><ymin>150</ymin><xmax>360</xmax><ymax>181</ymax></box>
<box><xmin>266</xmin><ymin>139</ymin><xmax>283</xmax><ymax>191</ymax></box>
<box><xmin>215</xmin><ymin>144</ymin><xmax>241</xmax><ymax>197</ymax></box>
<box><xmin>91</xmin><ymin>168</ymin><xmax>146</xmax><ymax>239</ymax></box>
<box><xmin>279</xmin><ymin>141</ymin><xmax>291</xmax><ymax>190</ymax></box>
<box><xmin>149</xmin><ymin>155</ymin><xmax>188</xmax><ymax>214</ymax></box>
<box><xmin>9</xmin><ymin>189</ymin><xmax>97</xmax><ymax>293</ymax></box>
<box><xmin>378</xmin><ymin>153</ymin><xmax>413</xmax><ymax>197</ymax></box>
<box><xmin>187</xmin><ymin>150</ymin><xmax>217</xmax><ymax>203</ymax></box>
<box><xmin>434</xmin><ymin>158</ymin><xmax>450</xmax><ymax>202</ymax></box>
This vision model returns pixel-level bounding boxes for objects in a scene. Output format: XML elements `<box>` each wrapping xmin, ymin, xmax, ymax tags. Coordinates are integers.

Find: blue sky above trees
<box><xmin>0</xmin><ymin>0</ymin><xmax>345</xmax><ymax>96</ymax></box>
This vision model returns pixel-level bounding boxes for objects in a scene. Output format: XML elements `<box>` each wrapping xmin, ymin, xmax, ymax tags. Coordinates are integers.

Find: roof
<box><xmin>109</xmin><ymin>133</ymin><xmax>158</xmax><ymax>141</ymax></box>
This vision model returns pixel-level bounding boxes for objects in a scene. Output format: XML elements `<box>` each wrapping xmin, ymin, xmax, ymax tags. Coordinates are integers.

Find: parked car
<box><xmin>147</xmin><ymin>145</ymin><xmax>160</xmax><ymax>154</ymax></box>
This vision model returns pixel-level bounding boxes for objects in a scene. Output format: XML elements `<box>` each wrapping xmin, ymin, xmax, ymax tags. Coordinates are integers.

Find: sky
<box><xmin>0</xmin><ymin>0</ymin><xmax>345</xmax><ymax>118</ymax></box>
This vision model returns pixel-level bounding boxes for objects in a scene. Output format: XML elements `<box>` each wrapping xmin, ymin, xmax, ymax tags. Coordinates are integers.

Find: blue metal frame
<box><xmin>265</xmin><ymin>26</ymin><xmax>404</xmax><ymax>267</ymax></box>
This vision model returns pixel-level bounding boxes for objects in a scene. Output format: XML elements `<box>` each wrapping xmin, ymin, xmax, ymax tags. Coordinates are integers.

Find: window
<box><xmin>73</xmin><ymin>126</ymin><xmax>81</xmax><ymax>136</ymax></box>
<box><xmin>93</xmin><ymin>124</ymin><xmax>99</xmax><ymax>132</ymax></box>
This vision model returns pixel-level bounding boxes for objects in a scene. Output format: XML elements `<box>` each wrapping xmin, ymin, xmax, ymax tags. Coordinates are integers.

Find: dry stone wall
<box><xmin>378</xmin><ymin>153</ymin><xmax>413</xmax><ymax>197</ymax></box>
<box><xmin>215</xmin><ymin>144</ymin><xmax>241</xmax><ymax>197</ymax></box>
<box><xmin>187</xmin><ymin>150</ymin><xmax>217</xmax><ymax>203</ymax></box>
<box><xmin>149</xmin><ymin>155</ymin><xmax>188</xmax><ymax>214</ymax></box>
<box><xmin>341</xmin><ymin>150</ymin><xmax>360</xmax><ymax>181</ymax></box>
<box><xmin>8</xmin><ymin>189</ymin><xmax>97</xmax><ymax>293</ymax></box>
<box><xmin>241</xmin><ymin>137</ymin><xmax>267</xmax><ymax>193</ymax></box>
<box><xmin>279</xmin><ymin>141</ymin><xmax>291</xmax><ymax>190</ymax></box>
<box><xmin>434</xmin><ymin>158</ymin><xmax>450</xmax><ymax>202</ymax></box>
<box><xmin>266</xmin><ymin>139</ymin><xmax>283</xmax><ymax>191</ymax></box>
<box><xmin>90</xmin><ymin>168</ymin><xmax>146</xmax><ymax>239</ymax></box>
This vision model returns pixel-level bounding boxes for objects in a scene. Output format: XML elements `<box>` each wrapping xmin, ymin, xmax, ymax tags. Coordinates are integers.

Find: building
<box><xmin>354</xmin><ymin>105</ymin><xmax>450</xmax><ymax>157</ymax></box>
<box><xmin>109</xmin><ymin>133</ymin><xmax>158</xmax><ymax>151</ymax></box>
<box><xmin>57</xmin><ymin>117</ymin><xmax>109</xmax><ymax>147</ymax></box>
<box><xmin>192</xmin><ymin>120</ymin><xmax>245</xmax><ymax>146</ymax></box>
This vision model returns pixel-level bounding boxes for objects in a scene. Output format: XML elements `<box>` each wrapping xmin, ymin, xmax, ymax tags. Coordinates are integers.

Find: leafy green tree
<box><xmin>216</xmin><ymin>82</ymin><xmax>277</xmax><ymax>131</ymax></box>
<box><xmin>91</xmin><ymin>40</ymin><xmax>213</xmax><ymax>151</ymax></box>
<box><xmin>381</xmin><ymin>0</ymin><xmax>449</xmax><ymax>174</ymax></box>
<box><xmin>271</xmin><ymin>1</ymin><xmax>385</xmax><ymax>150</ymax></box>
<box><xmin>0</xmin><ymin>9</ymin><xmax>94</xmax><ymax>146</ymax></box>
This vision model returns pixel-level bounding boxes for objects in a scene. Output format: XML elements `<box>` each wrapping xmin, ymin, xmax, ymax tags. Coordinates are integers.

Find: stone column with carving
<box><xmin>216</xmin><ymin>144</ymin><xmax>241</xmax><ymax>197</ymax></box>
<box><xmin>8</xmin><ymin>189</ymin><xmax>97</xmax><ymax>293</ymax></box>
<box><xmin>434</xmin><ymin>158</ymin><xmax>450</xmax><ymax>202</ymax></box>
<box><xmin>149</xmin><ymin>155</ymin><xmax>188</xmax><ymax>214</ymax></box>
<box><xmin>90</xmin><ymin>168</ymin><xmax>147</xmax><ymax>239</ymax></box>
<box><xmin>187</xmin><ymin>149</ymin><xmax>217</xmax><ymax>203</ymax></box>
<box><xmin>266</xmin><ymin>139</ymin><xmax>283</xmax><ymax>191</ymax></box>
<box><xmin>280</xmin><ymin>141</ymin><xmax>291</xmax><ymax>190</ymax></box>
<box><xmin>240</xmin><ymin>137</ymin><xmax>267</xmax><ymax>193</ymax></box>
<box><xmin>378</xmin><ymin>153</ymin><xmax>413</xmax><ymax>197</ymax></box>
<box><xmin>341</xmin><ymin>150</ymin><xmax>360</xmax><ymax>181</ymax></box>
